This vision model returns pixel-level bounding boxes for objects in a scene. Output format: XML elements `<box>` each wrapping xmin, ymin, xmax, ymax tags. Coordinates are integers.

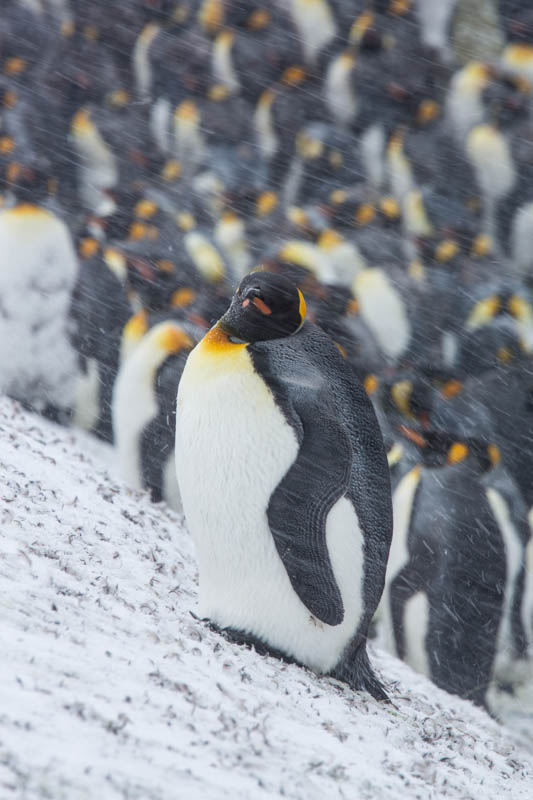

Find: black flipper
<box><xmin>267</xmin><ymin>391</ymin><xmax>352</xmax><ymax>626</ymax></box>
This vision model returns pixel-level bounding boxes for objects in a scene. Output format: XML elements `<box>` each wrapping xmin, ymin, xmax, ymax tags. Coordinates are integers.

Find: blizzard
<box><xmin>0</xmin><ymin>395</ymin><xmax>531</xmax><ymax>800</ymax></box>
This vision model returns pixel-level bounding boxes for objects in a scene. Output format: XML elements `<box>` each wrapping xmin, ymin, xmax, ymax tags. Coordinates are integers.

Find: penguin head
<box><xmin>220</xmin><ymin>271</ymin><xmax>306</xmax><ymax>342</ymax></box>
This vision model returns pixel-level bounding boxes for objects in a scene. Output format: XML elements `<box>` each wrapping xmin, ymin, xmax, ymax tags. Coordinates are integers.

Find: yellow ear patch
<box><xmin>466</xmin><ymin>295</ymin><xmax>500</xmax><ymax>330</ymax></box>
<box><xmin>364</xmin><ymin>374</ymin><xmax>379</xmax><ymax>395</ymax></box>
<box><xmin>447</xmin><ymin>442</ymin><xmax>469</xmax><ymax>465</ymax></box>
<box><xmin>256</xmin><ymin>191</ymin><xmax>278</xmax><ymax>216</ymax></box>
<box><xmin>435</xmin><ymin>239</ymin><xmax>459</xmax><ymax>263</ymax></box>
<box><xmin>508</xmin><ymin>294</ymin><xmax>533</xmax><ymax>322</ymax></box>
<box><xmin>471</xmin><ymin>233</ymin><xmax>493</xmax><ymax>257</ymax></box>
<box><xmin>488</xmin><ymin>443</ymin><xmax>501</xmax><ymax>467</ymax></box>
<box><xmin>4</xmin><ymin>58</ymin><xmax>27</xmax><ymax>76</ymax></box>
<box><xmin>198</xmin><ymin>0</ymin><xmax>224</xmax><ymax>35</ymax></box>
<box><xmin>0</xmin><ymin>137</ymin><xmax>15</xmax><ymax>154</ymax></box>
<box><xmin>3</xmin><ymin>89</ymin><xmax>18</xmax><ymax>108</ymax></box>
<box><xmin>135</xmin><ymin>199</ymin><xmax>158</xmax><ymax>219</ymax></box>
<box><xmin>335</xmin><ymin>342</ymin><xmax>347</xmax><ymax>358</ymax></box>
<box><xmin>155</xmin><ymin>324</ymin><xmax>193</xmax><ymax>353</ymax></box>
<box><xmin>441</xmin><ymin>379</ymin><xmax>463</xmax><ymax>399</ymax></box>
<box><xmin>79</xmin><ymin>237</ymin><xmax>100</xmax><ymax>259</ymax></box>
<box><xmin>161</xmin><ymin>160</ymin><xmax>182</xmax><ymax>181</ymax></box>
<box><xmin>497</xmin><ymin>346</ymin><xmax>514</xmax><ymax>363</ymax></box>
<box><xmin>286</xmin><ymin>206</ymin><xmax>308</xmax><ymax>227</ymax></box>
<box><xmin>175</xmin><ymin>100</ymin><xmax>199</xmax><ymax>123</ymax></box>
<box><xmin>281</xmin><ymin>65</ymin><xmax>306</xmax><ymax>86</ymax></box>
<box><xmin>380</xmin><ymin>196</ymin><xmax>400</xmax><ymax>219</ymax></box>
<box><xmin>345</xmin><ymin>298</ymin><xmax>359</xmax><ymax>315</ymax></box>
<box><xmin>355</xmin><ymin>203</ymin><xmax>376</xmax><ymax>225</ymax></box>
<box><xmin>387</xmin><ymin>442</ymin><xmax>403</xmax><ymax>467</ymax></box>
<box><xmin>123</xmin><ymin>310</ymin><xmax>148</xmax><ymax>343</ymax></box>
<box><xmin>71</xmin><ymin>108</ymin><xmax>93</xmax><ymax>136</ymax></box>
<box><xmin>330</xmin><ymin>189</ymin><xmax>348</xmax><ymax>205</ymax></box>
<box><xmin>176</xmin><ymin>211</ymin><xmax>196</xmax><ymax>230</ymax></box>
<box><xmin>391</xmin><ymin>380</ymin><xmax>413</xmax><ymax>418</ymax></box>
<box><xmin>350</xmin><ymin>11</ymin><xmax>375</xmax><ymax>44</ymax></box>
<box><xmin>104</xmin><ymin>247</ymin><xmax>127</xmax><ymax>275</ymax></box>
<box><xmin>318</xmin><ymin>229</ymin><xmax>343</xmax><ymax>249</ymax></box>
<box><xmin>417</xmin><ymin>99</ymin><xmax>440</xmax><ymax>125</ymax></box>
<box><xmin>171</xmin><ymin>288</ymin><xmax>197</xmax><ymax>308</ymax></box>
<box><xmin>247</xmin><ymin>9</ymin><xmax>271</xmax><ymax>30</ymax></box>
<box><xmin>297</xmin><ymin>288</ymin><xmax>307</xmax><ymax>324</ymax></box>
<box><xmin>208</xmin><ymin>83</ymin><xmax>231</xmax><ymax>101</ymax></box>
<box><xmin>390</xmin><ymin>0</ymin><xmax>411</xmax><ymax>15</ymax></box>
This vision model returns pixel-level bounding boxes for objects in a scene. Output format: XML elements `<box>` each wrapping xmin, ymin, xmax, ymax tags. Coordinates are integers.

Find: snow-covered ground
<box><xmin>0</xmin><ymin>395</ymin><xmax>532</xmax><ymax>800</ymax></box>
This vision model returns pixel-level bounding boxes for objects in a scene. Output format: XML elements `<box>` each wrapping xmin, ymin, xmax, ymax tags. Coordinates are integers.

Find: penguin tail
<box><xmin>330</xmin><ymin>639</ymin><xmax>390</xmax><ymax>702</ymax></box>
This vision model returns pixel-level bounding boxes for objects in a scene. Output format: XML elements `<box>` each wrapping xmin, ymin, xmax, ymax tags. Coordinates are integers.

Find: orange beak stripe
<box><xmin>399</xmin><ymin>425</ymin><xmax>427</xmax><ymax>447</ymax></box>
<box><xmin>252</xmin><ymin>296</ymin><xmax>272</xmax><ymax>315</ymax></box>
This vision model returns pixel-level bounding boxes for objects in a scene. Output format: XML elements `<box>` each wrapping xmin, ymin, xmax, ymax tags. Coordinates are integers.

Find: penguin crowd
<box><xmin>1</xmin><ymin>0</ymin><xmax>532</xmax><ymax>709</ymax></box>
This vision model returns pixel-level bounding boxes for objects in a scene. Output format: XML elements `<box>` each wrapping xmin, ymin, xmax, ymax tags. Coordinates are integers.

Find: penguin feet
<box><xmin>330</xmin><ymin>639</ymin><xmax>390</xmax><ymax>703</ymax></box>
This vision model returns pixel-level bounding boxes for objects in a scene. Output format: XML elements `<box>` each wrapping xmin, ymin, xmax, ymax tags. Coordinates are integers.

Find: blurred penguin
<box><xmin>112</xmin><ymin>319</ymin><xmax>195</xmax><ymax>509</ymax></box>
<box><xmin>0</xmin><ymin>200</ymin><xmax>79</xmax><ymax>421</ymax></box>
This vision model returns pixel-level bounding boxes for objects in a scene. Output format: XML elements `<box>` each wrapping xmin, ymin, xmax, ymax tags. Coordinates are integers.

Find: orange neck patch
<box><xmin>200</xmin><ymin>324</ymin><xmax>248</xmax><ymax>354</ymax></box>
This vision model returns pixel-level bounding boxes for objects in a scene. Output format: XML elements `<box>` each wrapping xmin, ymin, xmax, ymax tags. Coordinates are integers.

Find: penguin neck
<box><xmin>184</xmin><ymin>323</ymin><xmax>251</xmax><ymax>383</ymax></box>
<box><xmin>202</xmin><ymin>323</ymin><xmax>249</xmax><ymax>353</ymax></box>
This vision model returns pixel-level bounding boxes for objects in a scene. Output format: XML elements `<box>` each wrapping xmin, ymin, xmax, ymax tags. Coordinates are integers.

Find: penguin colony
<box><xmin>0</xmin><ymin>0</ymin><xmax>532</xmax><ymax>708</ymax></box>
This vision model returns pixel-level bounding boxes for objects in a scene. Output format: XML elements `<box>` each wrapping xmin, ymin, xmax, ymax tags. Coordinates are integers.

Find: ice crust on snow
<box><xmin>0</xmin><ymin>395</ymin><xmax>531</xmax><ymax>800</ymax></box>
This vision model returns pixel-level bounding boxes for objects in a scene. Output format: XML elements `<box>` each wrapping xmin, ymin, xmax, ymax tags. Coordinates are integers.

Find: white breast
<box><xmin>486</xmin><ymin>488</ymin><xmax>527</xmax><ymax>675</ymax></box>
<box><xmin>112</xmin><ymin>342</ymin><xmax>158</xmax><ymax>490</ymax></box>
<box><xmin>176</xmin><ymin>340</ymin><xmax>365</xmax><ymax>672</ymax></box>
<box><xmin>378</xmin><ymin>467</ymin><xmax>422</xmax><ymax>657</ymax></box>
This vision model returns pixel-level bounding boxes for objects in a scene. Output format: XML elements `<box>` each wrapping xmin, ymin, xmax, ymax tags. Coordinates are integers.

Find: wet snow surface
<box><xmin>0</xmin><ymin>395</ymin><xmax>531</xmax><ymax>800</ymax></box>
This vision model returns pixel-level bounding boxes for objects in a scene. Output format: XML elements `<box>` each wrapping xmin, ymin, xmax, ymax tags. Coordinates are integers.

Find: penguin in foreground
<box><xmin>176</xmin><ymin>271</ymin><xmax>393</xmax><ymax>699</ymax></box>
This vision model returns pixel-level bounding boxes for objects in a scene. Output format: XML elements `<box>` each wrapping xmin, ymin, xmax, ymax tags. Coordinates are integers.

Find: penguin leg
<box><xmin>329</xmin><ymin>635</ymin><xmax>389</xmax><ymax>702</ymax></box>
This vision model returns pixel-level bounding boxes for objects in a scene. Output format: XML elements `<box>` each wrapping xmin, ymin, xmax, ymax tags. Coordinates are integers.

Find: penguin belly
<box><xmin>176</xmin><ymin>343</ymin><xmax>365</xmax><ymax>674</ymax></box>
<box><xmin>112</xmin><ymin>355</ymin><xmax>157</xmax><ymax>490</ymax></box>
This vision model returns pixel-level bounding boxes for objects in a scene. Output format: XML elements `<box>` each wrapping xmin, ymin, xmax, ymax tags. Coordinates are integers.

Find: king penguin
<box><xmin>113</xmin><ymin>319</ymin><xmax>194</xmax><ymax>510</ymax></box>
<box><xmin>175</xmin><ymin>271</ymin><xmax>393</xmax><ymax>699</ymax></box>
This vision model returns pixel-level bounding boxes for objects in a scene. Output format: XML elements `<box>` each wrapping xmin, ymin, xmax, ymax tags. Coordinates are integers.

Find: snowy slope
<box><xmin>0</xmin><ymin>396</ymin><xmax>532</xmax><ymax>800</ymax></box>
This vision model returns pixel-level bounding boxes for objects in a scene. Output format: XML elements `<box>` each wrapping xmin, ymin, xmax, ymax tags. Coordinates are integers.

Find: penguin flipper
<box><xmin>267</xmin><ymin>401</ymin><xmax>352</xmax><ymax>627</ymax></box>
